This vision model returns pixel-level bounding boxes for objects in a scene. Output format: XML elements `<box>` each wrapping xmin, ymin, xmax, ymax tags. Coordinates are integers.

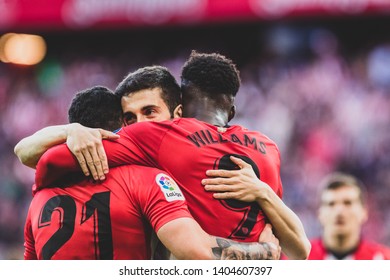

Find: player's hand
<box><xmin>66</xmin><ymin>123</ymin><xmax>119</xmax><ymax>180</ymax></box>
<box><xmin>258</xmin><ymin>224</ymin><xmax>281</xmax><ymax>260</ymax></box>
<box><xmin>202</xmin><ymin>156</ymin><xmax>271</xmax><ymax>202</ymax></box>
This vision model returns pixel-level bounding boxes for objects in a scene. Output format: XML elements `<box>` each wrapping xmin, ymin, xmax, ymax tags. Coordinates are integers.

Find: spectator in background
<box><xmin>308</xmin><ymin>172</ymin><xmax>390</xmax><ymax>260</ymax></box>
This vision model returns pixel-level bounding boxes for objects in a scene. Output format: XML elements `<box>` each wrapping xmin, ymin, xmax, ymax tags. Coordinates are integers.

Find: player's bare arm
<box><xmin>14</xmin><ymin>123</ymin><xmax>119</xmax><ymax>180</ymax></box>
<box><xmin>212</xmin><ymin>223</ymin><xmax>280</xmax><ymax>260</ymax></box>
<box><xmin>14</xmin><ymin>124</ymin><xmax>71</xmax><ymax>168</ymax></box>
<box><xmin>157</xmin><ymin>218</ymin><xmax>281</xmax><ymax>260</ymax></box>
<box><xmin>202</xmin><ymin>156</ymin><xmax>311</xmax><ymax>260</ymax></box>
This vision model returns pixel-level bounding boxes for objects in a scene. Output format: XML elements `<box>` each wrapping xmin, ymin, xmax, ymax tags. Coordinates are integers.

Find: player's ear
<box><xmin>173</xmin><ymin>104</ymin><xmax>183</xmax><ymax>118</ymax></box>
<box><xmin>228</xmin><ymin>105</ymin><xmax>236</xmax><ymax>122</ymax></box>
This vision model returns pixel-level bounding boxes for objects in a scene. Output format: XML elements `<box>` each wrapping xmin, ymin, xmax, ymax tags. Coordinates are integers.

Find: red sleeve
<box><xmin>34</xmin><ymin>144</ymin><xmax>79</xmax><ymax>190</ymax></box>
<box><xmin>35</xmin><ymin>122</ymin><xmax>168</xmax><ymax>190</ymax></box>
<box><xmin>134</xmin><ymin>169</ymin><xmax>193</xmax><ymax>232</ymax></box>
<box><xmin>34</xmin><ymin>139</ymin><xmax>143</xmax><ymax>190</ymax></box>
<box><xmin>24</xmin><ymin>207</ymin><xmax>37</xmax><ymax>260</ymax></box>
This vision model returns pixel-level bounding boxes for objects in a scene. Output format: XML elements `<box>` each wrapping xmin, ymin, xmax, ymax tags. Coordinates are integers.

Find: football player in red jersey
<box><xmin>27</xmin><ymin>52</ymin><xmax>310</xmax><ymax>259</ymax></box>
<box><xmin>14</xmin><ymin>65</ymin><xmax>182</xmax><ymax>181</ymax></box>
<box><xmin>23</xmin><ymin>86</ymin><xmax>281</xmax><ymax>260</ymax></box>
<box><xmin>308</xmin><ymin>172</ymin><xmax>390</xmax><ymax>260</ymax></box>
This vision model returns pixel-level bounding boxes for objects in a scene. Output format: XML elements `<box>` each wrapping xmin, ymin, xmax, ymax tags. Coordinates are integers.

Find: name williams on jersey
<box><xmin>186</xmin><ymin>129</ymin><xmax>267</xmax><ymax>154</ymax></box>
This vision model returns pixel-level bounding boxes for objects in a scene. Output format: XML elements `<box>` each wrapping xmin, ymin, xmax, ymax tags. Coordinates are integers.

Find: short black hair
<box><xmin>180</xmin><ymin>50</ymin><xmax>241</xmax><ymax>100</ymax></box>
<box><xmin>115</xmin><ymin>66</ymin><xmax>181</xmax><ymax>117</ymax></box>
<box><xmin>68</xmin><ymin>86</ymin><xmax>122</xmax><ymax>131</ymax></box>
<box><xmin>319</xmin><ymin>172</ymin><xmax>368</xmax><ymax>205</ymax></box>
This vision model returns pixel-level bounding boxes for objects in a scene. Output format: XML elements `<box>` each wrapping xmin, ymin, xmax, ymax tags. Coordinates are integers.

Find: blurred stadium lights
<box><xmin>0</xmin><ymin>0</ymin><xmax>390</xmax><ymax>32</ymax></box>
<box><xmin>0</xmin><ymin>33</ymin><xmax>46</xmax><ymax>66</ymax></box>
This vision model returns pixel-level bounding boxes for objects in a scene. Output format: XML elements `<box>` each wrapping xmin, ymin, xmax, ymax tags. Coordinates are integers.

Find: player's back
<box><xmin>119</xmin><ymin>118</ymin><xmax>283</xmax><ymax>242</ymax></box>
<box><xmin>25</xmin><ymin>165</ymin><xmax>187</xmax><ymax>260</ymax></box>
<box><xmin>35</xmin><ymin>118</ymin><xmax>283</xmax><ymax>243</ymax></box>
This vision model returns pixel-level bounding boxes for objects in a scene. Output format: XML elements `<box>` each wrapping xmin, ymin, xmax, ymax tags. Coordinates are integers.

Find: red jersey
<box><xmin>35</xmin><ymin>118</ymin><xmax>283</xmax><ymax>242</ymax></box>
<box><xmin>25</xmin><ymin>165</ymin><xmax>191</xmax><ymax>260</ymax></box>
<box><xmin>308</xmin><ymin>238</ymin><xmax>390</xmax><ymax>260</ymax></box>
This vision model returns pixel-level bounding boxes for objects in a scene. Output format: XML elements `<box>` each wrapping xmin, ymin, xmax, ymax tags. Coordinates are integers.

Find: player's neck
<box><xmin>324</xmin><ymin>232</ymin><xmax>360</xmax><ymax>255</ymax></box>
<box><xmin>183</xmin><ymin>107</ymin><xmax>229</xmax><ymax>127</ymax></box>
<box><xmin>195</xmin><ymin>112</ymin><xmax>228</xmax><ymax>127</ymax></box>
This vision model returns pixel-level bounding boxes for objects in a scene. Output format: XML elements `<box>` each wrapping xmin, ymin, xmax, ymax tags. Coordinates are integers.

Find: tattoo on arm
<box><xmin>212</xmin><ymin>238</ymin><xmax>276</xmax><ymax>260</ymax></box>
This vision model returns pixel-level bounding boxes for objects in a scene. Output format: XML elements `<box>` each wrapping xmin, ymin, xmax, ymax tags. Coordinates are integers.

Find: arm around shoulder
<box><xmin>14</xmin><ymin>124</ymin><xmax>72</xmax><ymax>168</ymax></box>
<box><xmin>157</xmin><ymin>218</ymin><xmax>281</xmax><ymax>260</ymax></box>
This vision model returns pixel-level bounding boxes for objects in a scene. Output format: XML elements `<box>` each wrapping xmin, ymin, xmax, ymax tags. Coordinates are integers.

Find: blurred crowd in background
<box><xmin>1</xmin><ymin>16</ymin><xmax>390</xmax><ymax>259</ymax></box>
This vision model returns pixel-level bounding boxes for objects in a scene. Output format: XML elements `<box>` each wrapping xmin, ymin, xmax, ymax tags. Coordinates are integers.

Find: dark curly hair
<box><xmin>68</xmin><ymin>86</ymin><xmax>122</xmax><ymax>131</ymax></box>
<box><xmin>114</xmin><ymin>66</ymin><xmax>181</xmax><ymax>117</ymax></box>
<box><xmin>180</xmin><ymin>50</ymin><xmax>241</xmax><ymax>99</ymax></box>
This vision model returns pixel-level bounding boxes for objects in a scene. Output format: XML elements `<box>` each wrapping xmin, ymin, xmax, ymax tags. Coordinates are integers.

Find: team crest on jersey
<box><xmin>156</xmin><ymin>173</ymin><xmax>185</xmax><ymax>202</ymax></box>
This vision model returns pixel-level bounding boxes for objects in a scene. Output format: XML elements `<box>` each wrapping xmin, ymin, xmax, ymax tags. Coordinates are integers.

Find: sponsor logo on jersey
<box><xmin>156</xmin><ymin>173</ymin><xmax>185</xmax><ymax>202</ymax></box>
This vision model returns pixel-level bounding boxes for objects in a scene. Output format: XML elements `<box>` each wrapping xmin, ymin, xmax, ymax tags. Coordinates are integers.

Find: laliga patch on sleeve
<box><xmin>155</xmin><ymin>173</ymin><xmax>185</xmax><ymax>202</ymax></box>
